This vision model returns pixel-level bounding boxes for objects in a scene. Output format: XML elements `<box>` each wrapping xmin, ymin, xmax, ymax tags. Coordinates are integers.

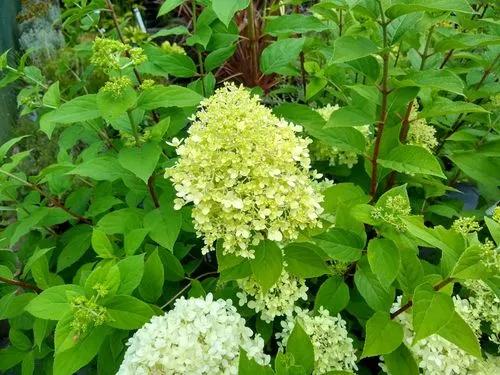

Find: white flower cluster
<box><xmin>236</xmin><ymin>264</ymin><xmax>308</xmax><ymax>322</ymax></box>
<box><xmin>117</xmin><ymin>294</ymin><xmax>269</xmax><ymax>375</ymax></box>
<box><xmin>166</xmin><ymin>83</ymin><xmax>324</xmax><ymax>258</ymax></box>
<box><xmin>463</xmin><ymin>280</ymin><xmax>500</xmax><ymax>346</ymax></box>
<box><xmin>309</xmin><ymin>105</ymin><xmax>370</xmax><ymax>168</ymax></box>
<box><xmin>276</xmin><ymin>308</ymin><xmax>358</xmax><ymax>374</ymax></box>
<box><xmin>407</xmin><ymin>100</ymin><xmax>438</xmax><ymax>151</ymax></box>
<box><xmin>388</xmin><ymin>296</ymin><xmax>485</xmax><ymax>375</ymax></box>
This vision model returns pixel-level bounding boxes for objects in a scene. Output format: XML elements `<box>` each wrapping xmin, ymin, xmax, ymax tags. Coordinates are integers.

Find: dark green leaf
<box><xmin>314</xmin><ymin>276</ymin><xmax>350</xmax><ymax>315</ymax></box>
<box><xmin>361</xmin><ymin>312</ymin><xmax>403</xmax><ymax>358</ymax></box>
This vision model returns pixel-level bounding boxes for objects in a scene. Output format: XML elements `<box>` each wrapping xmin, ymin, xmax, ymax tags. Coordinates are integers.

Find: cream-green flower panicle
<box><xmin>236</xmin><ymin>263</ymin><xmax>308</xmax><ymax>322</ymax></box>
<box><xmin>309</xmin><ymin>105</ymin><xmax>370</xmax><ymax>168</ymax></box>
<box><xmin>463</xmin><ymin>280</ymin><xmax>500</xmax><ymax>346</ymax></box>
<box><xmin>166</xmin><ymin>83</ymin><xmax>324</xmax><ymax>258</ymax></box>
<box><xmin>407</xmin><ymin>101</ymin><xmax>438</xmax><ymax>151</ymax></box>
<box><xmin>161</xmin><ymin>40</ymin><xmax>186</xmax><ymax>55</ymax></box>
<box><xmin>371</xmin><ymin>195</ymin><xmax>411</xmax><ymax>232</ymax></box>
<box><xmin>276</xmin><ymin>308</ymin><xmax>358</xmax><ymax>374</ymax></box>
<box><xmin>117</xmin><ymin>294</ymin><xmax>269</xmax><ymax>375</ymax></box>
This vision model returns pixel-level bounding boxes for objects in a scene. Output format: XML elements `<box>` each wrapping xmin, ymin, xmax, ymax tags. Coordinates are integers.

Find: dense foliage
<box><xmin>0</xmin><ymin>0</ymin><xmax>499</xmax><ymax>374</ymax></box>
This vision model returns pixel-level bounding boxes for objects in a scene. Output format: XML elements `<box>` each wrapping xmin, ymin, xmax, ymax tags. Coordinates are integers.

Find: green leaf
<box><xmin>25</xmin><ymin>285</ymin><xmax>84</xmax><ymax>320</ymax></box>
<box><xmin>212</xmin><ymin>0</ymin><xmax>249</xmax><ymax>27</ymax></box>
<box><xmin>286</xmin><ymin>323</ymin><xmax>314</xmax><ymax>374</ymax></box>
<box><xmin>396</xmin><ymin>70</ymin><xmax>464</xmax><ymax>95</ymax></box>
<box><xmin>96</xmin><ymin>86</ymin><xmax>137</xmax><ymax>121</ymax></box>
<box><xmin>68</xmin><ymin>156</ymin><xmax>128</xmax><ymax>182</ymax></box>
<box><xmin>137</xmin><ymin>85</ymin><xmax>203</xmax><ymax>110</ymax></box>
<box><xmin>332</xmin><ymin>36</ymin><xmax>378</xmax><ymax>63</ymax></box>
<box><xmin>397</xmin><ymin>248</ymin><xmax>424</xmax><ymax>296</ymax></box>
<box><xmin>260</xmin><ymin>38</ymin><xmax>305</xmax><ymax>75</ymax></box>
<box><xmin>272</xmin><ymin>103</ymin><xmax>325</xmax><ymax>138</ymax></box>
<box><xmin>139</xmin><ymin>249</ymin><xmax>164</xmax><ymax>302</ymax></box>
<box><xmin>124</xmin><ymin>228</ymin><xmax>149</xmax><ymax>255</ymax></box>
<box><xmin>57</xmin><ymin>225</ymin><xmax>92</xmax><ymax>272</ymax></box>
<box><xmin>97</xmin><ymin>208</ymin><xmax>144</xmax><ymax>235</ymax></box>
<box><xmin>437</xmin><ymin>311</ymin><xmax>481</xmax><ymax>358</ymax></box>
<box><xmin>158</xmin><ymin>0</ymin><xmax>184</xmax><ymax>16</ymax></box>
<box><xmin>450</xmin><ymin>245</ymin><xmax>487</xmax><ymax>280</ymax></box>
<box><xmin>447</xmin><ymin>152</ymin><xmax>500</xmax><ymax>189</ymax></box>
<box><xmin>265</xmin><ymin>14</ymin><xmax>330</xmax><ymax>35</ymax></box>
<box><xmin>378</xmin><ymin>145</ymin><xmax>445</xmax><ymax>178</ymax></box>
<box><xmin>283</xmin><ymin>243</ymin><xmax>330</xmax><ymax>278</ymax></box>
<box><xmin>118</xmin><ymin>142</ymin><xmax>162</xmax><ymax>184</ymax></box>
<box><xmin>161</xmin><ymin>249</ymin><xmax>185</xmax><ymax>281</ymax></box>
<box><xmin>53</xmin><ymin>326</ymin><xmax>110</xmax><ymax>375</ymax></box>
<box><xmin>40</xmin><ymin>95</ymin><xmax>100</xmax><ymax>138</ymax></box>
<box><xmin>386</xmin><ymin>0</ymin><xmax>473</xmax><ymax>18</ymax></box>
<box><xmin>361</xmin><ymin>312</ymin><xmax>404</xmax><ymax>358</ymax></box>
<box><xmin>388</xmin><ymin>13</ymin><xmax>424</xmax><ymax>44</ymax></box>
<box><xmin>238</xmin><ymin>349</ymin><xmax>275</xmax><ymax>375</ymax></box>
<box><xmin>354</xmin><ymin>258</ymin><xmax>394</xmax><ymax>312</ymax></box>
<box><xmin>143</xmin><ymin>207</ymin><xmax>182</xmax><ymax>251</ymax></box>
<box><xmin>314</xmin><ymin>276</ymin><xmax>350</xmax><ymax>315</ymax></box>
<box><xmin>91</xmin><ymin>228</ymin><xmax>114</xmax><ymax>258</ymax></box>
<box><xmin>250</xmin><ymin>240</ymin><xmax>283</xmax><ymax>292</ymax></box>
<box><xmin>313</xmin><ymin>228</ymin><xmax>364</xmax><ymax>262</ymax></box>
<box><xmin>412</xmin><ymin>284</ymin><xmax>454</xmax><ymax>342</ymax></box>
<box><xmin>485</xmin><ymin>217</ymin><xmax>500</xmax><ymax>245</ymax></box>
<box><xmin>326</xmin><ymin>106</ymin><xmax>375</xmax><ymax>128</ymax></box>
<box><xmin>384</xmin><ymin>344</ymin><xmax>419</xmax><ymax>375</ymax></box>
<box><xmin>0</xmin><ymin>347</ymin><xmax>26</xmax><ymax>372</ymax></box>
<box><xmin>0</xmin><ymin>293</ymin><xmax>35</xmax><ymax>320</ymax></box>
<box><xmin>315</xmin><ymin>127</ymin><xmax>367</xmax><ymax>154</ymax></box>
<box><xmin>0</xmin><ymin>135</ymin><xmax>29</xmax><ymax>162</ymax></box>
<box><xmin>84</xmin><ymin>264</ymin><xmax>121</xmax><ymax>297</ymax></box>
<box><xmin>435</xmin><ymin>33</ymin><xmax>500</xmax><ymax>52</ymax></box>
<box><xmin>105</xmin><ymin>295</ymin><xmax>155</xmax><ymax>329</ymax></box>
<box><xmin>367</xmin><ymin>238</ymin><xmax>400</xmax><ymax>289</ymax></box>
<box><xmin>117</xmin><ymin>254</ymin><xmax>145</xmax><ymax>294</ymax></box>
<box><xmin>21</xmin><ymin>247</ymin><xmax>54</xmax><ymax>278</ymax></box>
<box><xmin>205</xmin><ymin>46</ymin><xmax>237</xmax><ymax>71</ymax></box>
<box><xmin>419</xmin><ymin>98</ymin><xmax>488</xmax><ymax>118</ymax></box>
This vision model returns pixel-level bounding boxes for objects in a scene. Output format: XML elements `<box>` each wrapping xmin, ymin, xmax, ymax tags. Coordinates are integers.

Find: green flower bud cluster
<box><xmin>451</xmin><ymin>216</ymin><xmax>481</xmax><ymax>235</ymax></box>
<box><xmin>101</xmin><ymin>76</ymin><xmax>133</xmax><ymax>98</ymax></box>
<box><xmin>161</xmin><ymin>41</ymin><xmax>186</xmax><ymax>55</ymax></box>
<box><xmin>480</xmin><ymin>239</ymin><xmax>499</xmax><ymax>274</ymax></box>
<box><xmin>139</xmin><ymin>79</ymin><xmax>155</xmax><ymax>91</ymax></box>
<box><xmin>70</xmin><ymin>284</ymin><xmax>108</xmax><ymax>338</ymax></box>
<box><xmin>371</xmin><ymin>195</ymin><xmax>411</xmax><ymax>232</ymax></box>
<box><xmin>91</xmin><ymin>37</ymin><xmax>146</xmax><ymax>71</ymax></box>
<box><xmin>120</xmin><ymin>129</ymin><xmax>152</xmax><ymax>147</ymax></box>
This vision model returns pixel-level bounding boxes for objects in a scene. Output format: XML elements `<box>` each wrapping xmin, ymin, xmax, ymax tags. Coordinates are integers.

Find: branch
<box><xmin>160</xmin><ymin>271</ymin><xmax>219</xmax><ymax>309</ymax></box>
<box><xmin>390</xmin><ymin>277</ymin><xmax>454</xmax><ymax>319</ymax></box>
<box><xmin>370</xmin><ymin>3</ymin><xmax>390</xmax><ymax>197</ymax></box>
<box><xmin>0</xmin><ymin>276</ymin><xmax>42</xmax><ymax>293</ymax></box>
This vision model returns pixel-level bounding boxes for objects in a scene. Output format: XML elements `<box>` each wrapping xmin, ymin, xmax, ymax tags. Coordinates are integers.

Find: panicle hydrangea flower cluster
<box><xmin>91</xmin><ymin>37</ymin><xmax>146</xmax><ymax>71</ymax></box>
<box><xmin>118</xmin><ymin>294</ymin><xmax>269</xmax><ymax>375</ymax></box>
<box><xmin>407</xmin><ymin>101</ymin><xmax>438</xmax><ymax>151</ymax></box>
<box><xmin>101</xmin><ymin>76</ymin><xmax>132</xmax><ymax>98</ymax></box>
<box><xmin>452</xmin><ymin>216</ymin><xmax>482</xmax><ymax>234</ymax></box>
<box><xmin>161</xmin><ymin>40</ymin><xmax>186</xmax><ymax>55</ymax></box>
<box><xmin>166</xmin><ymin>83</ymin><xmax>324</xmax><ymax>258</ymax></box>
<box><xmin>371</xmin><ymin>195</ymin><xmax>411</xmax><ymax>232</ymax></box>
<box><xmin>236</xmin><ymin>263</ymin><xmax>308</xmax><ymax>322</ymax></box>
<box><xmin>387</xmin><ymin>296</ymin><xmax>484</xmax><ymax>375</ymax></box>
<box><xmin>309</xmin><ymin>105</ymin><xmax>370</xmax><ymax>168</ymax></box>
<box><xmin>277</xmin><ymin>308</ymin><xmax>358</xmax><ymax>374</ymax></box>
<box><xmin>463</xmin><ymin>280</ymin><xmax>500</xmax><ymax>346</ymax></box>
